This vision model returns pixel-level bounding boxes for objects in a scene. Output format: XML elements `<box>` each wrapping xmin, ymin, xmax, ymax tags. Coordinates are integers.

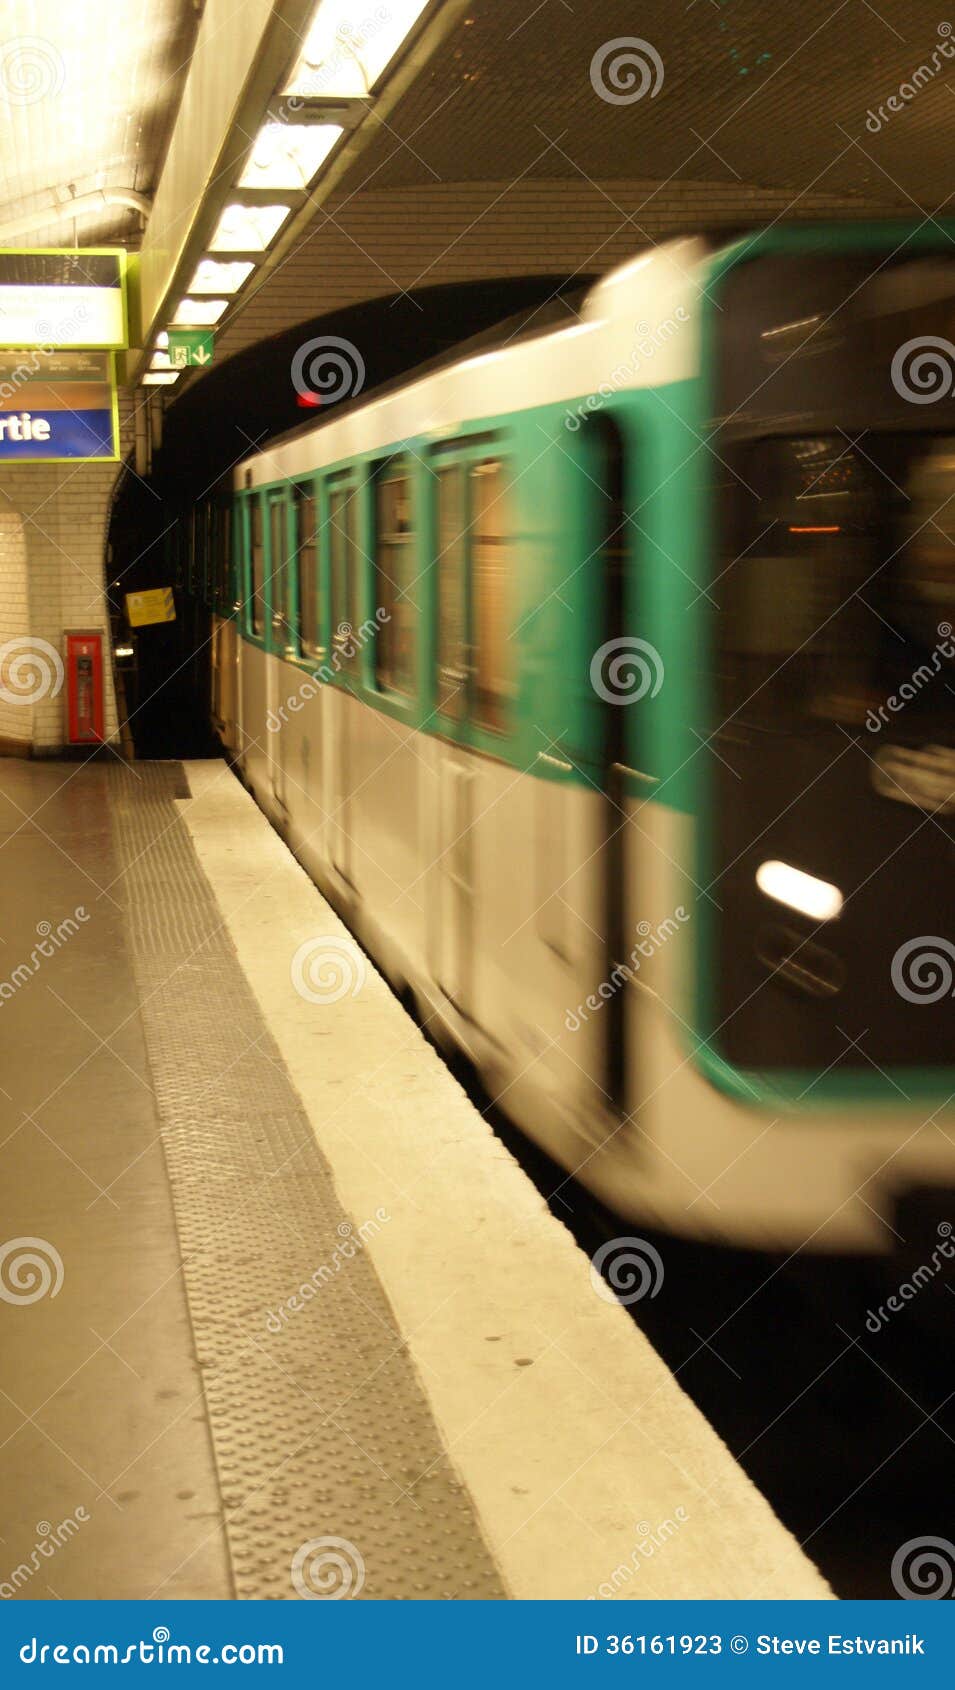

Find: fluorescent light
<box><xmin>756</xmin><ymin>860</ymin><xmax>844</xmax><ymax>922</ymax></box>
<box><xmin>151</xmin><ymin>349</ymin><xmax>172</xmax><ymax>369</ymax></box>
<box><xmin>155</xmin><ymin>330</ymin><xmax>169</xmax><ymax>349</ymax></box>
<box><xmin>188</xmin><ymin>258</ymin><xmax>254</xmax><ymax>294</ymax></box>
<box><xmin>172</xmin><ymin>297</ymin><xmax>228</xmax><ymax>325</ymax></box>
<box><xmin>238</xmin><ymin>122</ymin><xmax>343</xmax><ymax>189</ymax></box>
<box><xmin>115</xmin><ymin>646</ymin><xmax>134</xmax><ymax>658</ymax></box>
<box><xmin>209</xmin><ymin>202</ymin><xmax>291</xmax><ymax>252</ymax></box>
<box><xmin>142</xmin><ymin>371</ymin><xmax>179</xmax><ymax>386</ymax></box>
<box><xmin>284</xmin><ymin>0</ymin><xmax>430</xmax><ymax>97</ymax></box>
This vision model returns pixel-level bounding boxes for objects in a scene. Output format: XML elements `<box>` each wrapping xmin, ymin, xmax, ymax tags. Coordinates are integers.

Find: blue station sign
<box><xmin>0</xmin><ymin>349</ymin><xmax>117</xmax><ymax>461</ymax></box>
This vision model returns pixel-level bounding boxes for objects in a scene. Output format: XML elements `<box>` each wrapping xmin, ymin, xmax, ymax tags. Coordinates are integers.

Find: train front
<box><xmin>631</xmin><ymin>226</ymin><xmax>955</xmax><ymax>1257</ymax></box>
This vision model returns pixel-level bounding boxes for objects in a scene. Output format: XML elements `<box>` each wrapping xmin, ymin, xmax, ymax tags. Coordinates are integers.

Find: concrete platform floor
<box><xmin>0</xmin><ymin>755</ymin><xmax>832</xmax><ymax>1601</ymax></box>
<box><xmin>0</xmin><ymin>758</ymin><xmax>231</xmax><ymax>1599</ymax></box>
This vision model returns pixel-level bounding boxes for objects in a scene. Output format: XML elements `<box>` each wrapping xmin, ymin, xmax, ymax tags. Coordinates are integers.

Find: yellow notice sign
<box><xmin>126</xmin><ymin>587</ymin><xmax>175</xmax><ymax>627</ymax></box>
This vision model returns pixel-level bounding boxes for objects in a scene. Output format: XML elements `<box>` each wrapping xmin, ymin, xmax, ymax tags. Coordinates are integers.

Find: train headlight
<box><xmin>756</xmin><ymin>860</ymin><xmax>844</xmax><ymax>922</ymax></box>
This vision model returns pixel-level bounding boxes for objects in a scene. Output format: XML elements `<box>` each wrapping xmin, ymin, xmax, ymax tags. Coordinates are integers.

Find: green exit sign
<box><xmin>167</xmin><ymin>329</ymin><xmax>214</xmax><ymax>369</ymax></box>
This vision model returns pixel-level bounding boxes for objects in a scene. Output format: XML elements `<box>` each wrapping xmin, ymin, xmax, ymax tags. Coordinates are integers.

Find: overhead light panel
<box><xmin>143</xmin><ymin>371</ymin><xmax>179</xmax><ymax>386</ymax></box>
<box><xmin>155</xmin><ymin>330</ymin><xmax>169</xmax><ymax>349</ymax></box>
<box><xmin>238</xmin><ymin>122</ymin><xmax>343</xmax><ymax>189</ymax></box>
<box><xmin>284</xmin><ymin>0</ymin><xmax>431</xmax><ymax>97</ymax></box>
<box><xmin>151</xmin><ymin>349</ymin><xmax>172</xmax><ymax>369</ymax></box>
<box><xmin>173</xmin><ymin>296</ymin><xmax>229</xmax><ymax>325</ymax></box>
<box><xmin>188</xmin><ymin>259</ymin><xmax>255</xmax><ymax>294</ymax></box>
<box><xmin>209</xmin><ymin>202</ymin><xmax>292</xmax><ymax>252</ymax></box>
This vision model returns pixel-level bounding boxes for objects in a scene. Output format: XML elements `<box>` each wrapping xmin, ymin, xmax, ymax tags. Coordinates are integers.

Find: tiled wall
<box><xmin>0</xmin><ymin>399</ymin><xmax>135</xmax><ymax>754</ymax></box>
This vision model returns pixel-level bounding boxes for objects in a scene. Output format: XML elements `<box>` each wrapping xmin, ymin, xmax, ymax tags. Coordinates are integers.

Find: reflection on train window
<box><xmin>295</xmin><ymin>485</ymin><xmax>321</xmax><ymax>657</ymax></box>
<box><xmin>329</xmin><ymin>482</ymin><xmax>359</xmax><ymax>667</ymax></box>
<box><xmin>250</xmin><ymin>497</ymin><xmax>265</xmax><ymax>637</ymax></box>
<box><xmin>217</xmin><ymin>505</ymin><xmax>231</xmax><ymax>608</ymax></box>
<box><xmin>436</xmin><ymin>464</ymin><xmax>466</xmax><ymax>718</ymax></box>
<box><xmin>471</xmin><ymin>460</ymin><xmax>509</xmax><ymax>732</ymax></box>
<box><xmin>719</xmin><ymin>435</ymin><xmax>955</xmax><ymax>737</ymax></box>
<box><xmin>195</xmin><ymin>506</ymin><xmax>206</xmax><ymax>597</ymax></box>
<box><xmin>202</xmin><ymin>504</ymin><xmax>213</xmax><ymax>598</ymax></box>
<box><xmin>269</xmin><ymin>499</ymin><xmax>287</xmax><ymax>637</ymax></box>
<box><xmin>187</xmin><ymin>509</ymin><xmax>197</xmax><ymax>594</ymax></box>
<box><xmin>375</xmin><ymin>468</ymin><xmax>415</xmax><ymax>695</ymax></box>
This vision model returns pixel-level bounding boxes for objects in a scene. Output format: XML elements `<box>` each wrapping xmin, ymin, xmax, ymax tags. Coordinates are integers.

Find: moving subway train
<box><xmin>181</xmin><ymin>222</ymin><xmax>955</xmax><ymax>1256</ymax></box>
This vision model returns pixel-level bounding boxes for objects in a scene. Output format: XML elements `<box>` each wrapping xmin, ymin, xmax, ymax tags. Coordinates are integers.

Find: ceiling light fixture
<box><xmin>238</xmin><ymin>122</ymin><xmax>343</xmax><ymax>189</ymax></box>
<box><xmin>283</xmin><ymin>0</ymin><xmax>430</xmax><ymax>97</ymax></box>
<box><xmin>208</xmin><ymin>202</ymin><xmax>292</xmax><ymax>252</ymax></box>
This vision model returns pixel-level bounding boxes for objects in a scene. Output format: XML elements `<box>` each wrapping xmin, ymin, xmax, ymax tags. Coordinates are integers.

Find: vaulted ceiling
<box><xmin>0</xmin><ymin>0</ymin><xmax>199</xmax><ymax>248</ymax></box>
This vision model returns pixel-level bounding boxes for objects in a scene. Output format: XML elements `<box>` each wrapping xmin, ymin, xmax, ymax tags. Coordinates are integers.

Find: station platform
<box><xmin>0</xmin><ymin>756</ymin><xmax>831</xmax><ymax>1602</ymax></box>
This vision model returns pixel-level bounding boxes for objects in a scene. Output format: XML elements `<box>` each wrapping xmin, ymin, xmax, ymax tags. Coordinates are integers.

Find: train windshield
<box><xmin>720</xmin><ymin>434</ymin><xmax>955</xmax><ymax>743</ymax></box>
<box><xmin>710</xmin><ymin>247</ymin><xmax>955</xmax><ymax>1076</ymax></box>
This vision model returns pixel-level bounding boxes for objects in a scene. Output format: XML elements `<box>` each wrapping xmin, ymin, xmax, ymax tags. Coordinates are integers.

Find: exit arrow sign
<box><xmin>167</xmin><ymin>329</ymin><xmax>215</xmax><ymax>369</ymax></box>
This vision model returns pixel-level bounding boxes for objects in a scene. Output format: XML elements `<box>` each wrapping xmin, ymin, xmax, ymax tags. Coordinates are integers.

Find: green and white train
<box><xmin>189</xmin><ymin>221</ymin><xmax>955</xmax><ymax>1256</ymax></box>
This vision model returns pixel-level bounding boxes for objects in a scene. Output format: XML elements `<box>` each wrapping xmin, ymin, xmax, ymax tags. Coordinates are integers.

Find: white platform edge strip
<box><xmin>178</xmin><ymin>761</ymin><xmax>832</xmax><ymax>1602</ymax></box>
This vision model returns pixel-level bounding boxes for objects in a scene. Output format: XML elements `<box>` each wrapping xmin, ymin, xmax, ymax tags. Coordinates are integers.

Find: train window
<box><xmin>250</xmin><ymin>497</ymin><xmax>265</xmax><ymax>637</ymax></box>
<box><xmin>202</xmin><ymin>504</ymin><xmax>213</xmax><ymax>601</ymax></box>
<box><xmin>269</xmin><ymin>498</ymin><xmax>288</xmax><ymax>640</ymax></box>
<box><xmin>375</xmin><ymin>468</ymin><xmax>415</xmax><ymax>695</ymax></box>
<box><xmin>294</xmin><ymin>484</ymin><xmax>321</xmax><ymax>657</ymax></box>
<box><xmin>216</xmin><ymin>505</ymin><xmax>232</xmax><ymax>609</ymax></box>
<box><xmin>471</xmin><ymin>460</ymin><xmax>509</xmax><ymax>732</ymax></box>
<box><xmin>720</xmin><ymin>434</ymin><xmax>955</xmax><ymax>732</ymax></box>
<box><xmin>329</xmin><ymin>482</ymin><xmax>359</xmax><ymax>667</ymax></box>
<box><xmin>436</xmin><ymin>464</ymin><xmax>466</xmax><ymax>718</ymax></box>
<box><xmin>186</xmin><ymin>508</ymin><xmax>197</xmax><ymax>594</ymax></box>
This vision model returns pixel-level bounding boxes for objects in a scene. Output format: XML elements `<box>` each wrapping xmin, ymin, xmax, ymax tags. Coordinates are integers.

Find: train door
<box><xmin>429</xmin><ymin>454</ymin><xmax>509</xmax><ymax>1018</ymax></box>
<box><xmin>211</xmin><ymin>502</ymin><xmax>235</xmax><ymax>742</ymax></box>
<box><xmin>587</xmin><ymin>415</ymin><xmax>629</xmax><ymax>1113</ymax></box>
<box><xmin>266</xmin><ymin>490</ymin><xmax>291</xmax><ymax>816</ymax></box>
<box><xmin>327</xmin><ymin>475</ymin><xmax>358</xmax><ymax>886</ymax></box>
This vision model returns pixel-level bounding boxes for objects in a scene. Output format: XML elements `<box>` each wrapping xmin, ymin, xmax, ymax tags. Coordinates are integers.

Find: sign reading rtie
<box><xmin>167</xmin><ymin>330</ymin><xmax>215</xmax><ymax>369</ymax></box>
<box><xmin>0</xmin><ymin>349</ymin><xmax>116</xmax><ymax>460</ymax></box>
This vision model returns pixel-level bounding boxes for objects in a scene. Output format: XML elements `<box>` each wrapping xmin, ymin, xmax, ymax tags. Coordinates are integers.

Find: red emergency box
<box><xmin>64</xmin><ymin>631</ymin><xmax>105</xmax><ymax>745</ymax></box>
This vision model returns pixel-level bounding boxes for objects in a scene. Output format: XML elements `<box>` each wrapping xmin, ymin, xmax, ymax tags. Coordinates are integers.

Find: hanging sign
<box><xmin>0</xmin><ymin>348</ymin><xmax>117</xmax><ymax>461</ymax></box>
<box><xmin>125</xmin><ymin>588</ymin><xmax>176</xmax><ymax>628</ymax></box>
<box><xmin>167</xmin><ymin>329</ymin><xmax>215</xmax><ymax>368</ymax></box>
<box><xmin>0</xmin><ymin>252</ymin><xmax>126</xmax><ymax>349</ymax></box>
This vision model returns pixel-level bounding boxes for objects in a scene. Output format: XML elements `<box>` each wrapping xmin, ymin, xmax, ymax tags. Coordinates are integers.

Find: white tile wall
<box><xmin>0</xmin><ymin>400</ymin><xmax>133</xmax><ymax>754</ymax></box>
